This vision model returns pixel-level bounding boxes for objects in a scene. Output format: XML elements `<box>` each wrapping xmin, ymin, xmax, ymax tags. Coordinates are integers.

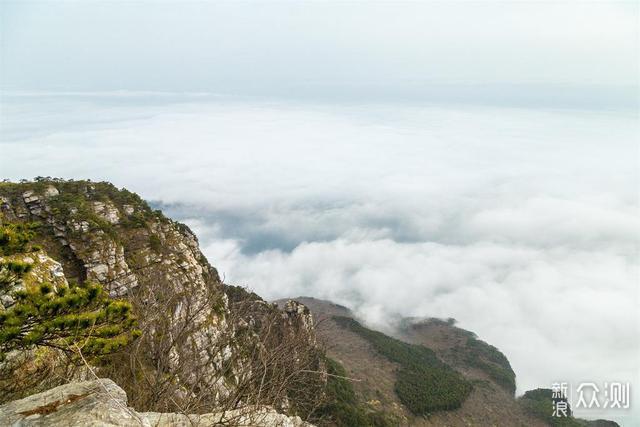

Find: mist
<box><xmin>1</xmin><ymin>94</ymin><xmax>637</xmax><ymax>422</ymax></box>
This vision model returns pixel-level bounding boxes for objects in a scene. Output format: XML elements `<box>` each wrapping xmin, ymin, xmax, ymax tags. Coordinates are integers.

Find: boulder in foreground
<box><xmin>0</xmin><ymin>379</ymin><xmax>313</xmax><ymax>427</ymax></box>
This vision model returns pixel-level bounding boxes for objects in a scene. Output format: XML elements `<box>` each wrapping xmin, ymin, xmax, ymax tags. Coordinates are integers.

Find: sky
<box><xmin>1</xmin><ymin>1</ymin><xmax>638</xmax><ymax>105</ymax></box>
<box><xmin>1</xmin><ymin>1</ymin><xmax>639</xmax><ymax>424</ymax></box>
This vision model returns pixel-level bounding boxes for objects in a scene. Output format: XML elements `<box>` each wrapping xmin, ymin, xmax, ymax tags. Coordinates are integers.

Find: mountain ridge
<box><xmin>277</xmin><ymin>297</ymin><xmax>621</xmax><ymax>427</ymax></box>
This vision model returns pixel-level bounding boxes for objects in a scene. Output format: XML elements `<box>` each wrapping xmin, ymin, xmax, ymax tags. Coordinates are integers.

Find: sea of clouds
<box><xmin>1</xmin><ymin>93</ymin><xmax>638</xmax><ymax>422</ymax></box>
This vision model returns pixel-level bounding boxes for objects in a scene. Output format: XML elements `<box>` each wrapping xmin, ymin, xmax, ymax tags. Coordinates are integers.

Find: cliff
<box><xmin>0</xmin><ymin>180</ymin><xmax>323</xmax><ymax>423</ymax></box>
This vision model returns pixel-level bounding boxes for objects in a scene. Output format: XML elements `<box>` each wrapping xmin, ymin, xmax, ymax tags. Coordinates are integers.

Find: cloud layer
<box><xmin>2</xmin><ymin>94</ymin><xmax>638</xmax><ymax>422</ymax></box>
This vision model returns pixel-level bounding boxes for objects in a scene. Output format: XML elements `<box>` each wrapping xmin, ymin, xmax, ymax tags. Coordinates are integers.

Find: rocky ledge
<box><xmin>0</xmin><ymin>379</ymin><xmax>313</xmax><ymax>427</ymax></box>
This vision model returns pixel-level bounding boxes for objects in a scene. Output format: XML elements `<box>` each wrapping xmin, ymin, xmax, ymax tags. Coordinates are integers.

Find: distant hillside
<box><xmin>281</xmin><ymin>297</ymin><xmax>619</xmax><ymax>427</ymax></box>
<box><xmin>398</xmin><ymin>317</ymin><xmax>515</xmax><ymax>395</ymax></box>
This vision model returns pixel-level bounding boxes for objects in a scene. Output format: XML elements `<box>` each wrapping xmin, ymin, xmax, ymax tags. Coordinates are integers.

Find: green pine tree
<box><xmin>0</xmin><ymin>222</ymin><xmax>39</xmax><ymax>256</ymax></box>
<box><xmin>0</xmin><ymin>221</ymin><xmax>140</xmax><ymax>362</ymax></box>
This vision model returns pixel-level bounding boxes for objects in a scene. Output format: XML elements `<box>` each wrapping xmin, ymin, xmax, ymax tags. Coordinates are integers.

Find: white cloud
<box><xmin>194</xmin><ymin>233</ymin><xmax>638</xmax><ymax>422</ymax></box>
<box><xmin>1</xmin><ymin>95</ymin><xmax>638</xmax><ymax>422</ymax></box>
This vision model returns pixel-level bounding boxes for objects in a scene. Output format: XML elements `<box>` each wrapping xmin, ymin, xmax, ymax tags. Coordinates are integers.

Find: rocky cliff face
<box><xmin>0</xmin><ymin>180</ymin><xmax>321</xmax><ymax>421</ymax></box>
<box><xmin>0</xmin><ymin>181</ymin><xmax>220</xmax><ymax>301</ymax></box>
<box><xmin>1</xmin><ymin>180</ymin><xmax>233</xmax><ymax>388</ymax></box>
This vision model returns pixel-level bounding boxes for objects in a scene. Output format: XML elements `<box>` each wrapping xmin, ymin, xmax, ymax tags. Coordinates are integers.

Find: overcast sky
<box><xmin>1</xmin><ymin>1</ymin><xmax>639</xmax><ymax>424</ymax></box>
<box><xmin>1</xmin><ymin>1</ymin><xmax>638</xmax><ymax>106</ymax></box>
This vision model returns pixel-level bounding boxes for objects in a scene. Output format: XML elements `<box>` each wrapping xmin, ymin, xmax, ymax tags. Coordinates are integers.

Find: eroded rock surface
<box><xmin>0</xmin><ymin>379</ymin><xmax>314</xmax><ymax>427</ymax></box>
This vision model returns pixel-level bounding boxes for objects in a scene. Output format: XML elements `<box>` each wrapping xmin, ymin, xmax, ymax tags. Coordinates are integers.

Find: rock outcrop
<box><xmin>0</xmin><ymin>379</ymin><xmax>313</xmax><ymax>427</ymax></box>
<box><xmin>0</xmin><ymin>181</ymin><xmax>237</xmax><ymax>392</ymax></box>
<box><xmin>0</xmin><ymin>180</ymin><xmax>324</xmax><ymax>422</ymax></box>
<box><xmin>1</xmin><ymin>181</ymin><xmax>216</xmax><ymax>300</ymax></box>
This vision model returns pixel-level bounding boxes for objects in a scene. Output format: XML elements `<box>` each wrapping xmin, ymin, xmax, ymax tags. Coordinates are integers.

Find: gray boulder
<box><xmin>0</xmin><ymin>379</ymin><xmax>313</xmax><ymax>427</ymax></box>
